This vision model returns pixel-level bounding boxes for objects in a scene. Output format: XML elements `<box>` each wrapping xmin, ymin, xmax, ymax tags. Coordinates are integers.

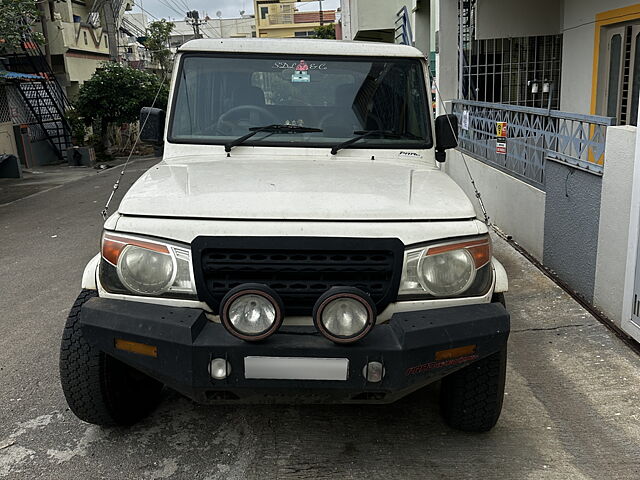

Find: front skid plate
<box><xmin>80</xmin><ymin>298</ymin><xmax>510</xmax><ymax>404</ymax></box>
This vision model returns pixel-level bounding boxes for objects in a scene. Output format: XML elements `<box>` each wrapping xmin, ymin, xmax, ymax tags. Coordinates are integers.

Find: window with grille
<box><xmin>597</xmin><ymin>21</ymin><xmax>640</xmax><ymax>125</ymax></box>
<box><xmin>458</xmin><ymin>0</ymin><xmax>562</xmax><ymax>109</ymax></box>
<box><xmin>294</xmin><ymin>31</ymin><xmax>315</xmax><ymax>38</ymax></box>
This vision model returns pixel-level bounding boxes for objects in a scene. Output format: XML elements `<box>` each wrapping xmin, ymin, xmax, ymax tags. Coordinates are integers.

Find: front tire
<box><xmin>59</xmin><ymin>289</ymin><xmax>163</xmax><ymax>426</ymax></box>
<box><xmin>439</xmin><ymin>348</ymin><xmax>507</xmax><ymax>432</ymax></box>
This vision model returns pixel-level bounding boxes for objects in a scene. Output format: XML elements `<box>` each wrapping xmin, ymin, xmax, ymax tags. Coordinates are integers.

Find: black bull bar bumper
<box><xmin>80</xmin><ymin>298</ymin><xmax>509</xmax><ymax>403</ymax></box>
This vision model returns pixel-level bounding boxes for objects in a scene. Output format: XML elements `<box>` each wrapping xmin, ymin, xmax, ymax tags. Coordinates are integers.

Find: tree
<box><xmin>0</xmin><ymin>0</ymin><xmax>44</xmax><ymax>52</ymax></box>
<box><xmin>144</xmin><ymin>20</ymin><xmax>175</xmax><ymax>72</ymax></box>
<box><xmin>313</xmin><ymin>23</ymin><xmax>336</xmax><ymax>40</ymax></box>
<box><xmin>74</xmin><ymin>63</ymin><xmax>169</xmax><ymax>150</ymax></box>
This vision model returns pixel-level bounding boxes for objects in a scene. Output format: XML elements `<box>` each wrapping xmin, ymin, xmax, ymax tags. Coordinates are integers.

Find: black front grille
<box><xmin>191</xmin><ymin>237</ymin><xmax>404</xmax><ymax>315</ymax></box>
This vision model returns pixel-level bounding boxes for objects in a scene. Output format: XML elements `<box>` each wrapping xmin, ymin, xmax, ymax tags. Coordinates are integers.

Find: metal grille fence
<box><xmin>4</xmin><ymin>84</ymin><xmax>47</xmax><ymax>141</ymax></box>
<box><xmin>0</xmin><ymin>86</ymin><xmax>10</xmax><ymax>123</ymax></box>
<box><xmin>459</xmin><ymin>0</ymin><xmax>563</xmax><ymax>109</ymax></box>
<box><xmin>452</xmin><ymin>100</ymin><xmax>616</xmax><ymax>187</ymax></box>
<box><xmin>0</xmin><ymin>84</ymin><xmax>49</xmax><ymax>141</ymax></box>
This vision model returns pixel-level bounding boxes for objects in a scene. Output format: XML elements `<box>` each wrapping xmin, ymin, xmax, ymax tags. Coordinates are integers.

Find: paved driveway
<box><xmin>1</xmin><ymin>157</ymin><xmax>638</xmax><ymax>479</ymax></box>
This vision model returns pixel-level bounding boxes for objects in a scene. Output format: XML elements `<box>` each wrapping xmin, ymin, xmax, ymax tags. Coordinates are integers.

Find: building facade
<box><xmin>339</xmin><ymin>0</ymin><xmax>640</xmax><ymax>342</ymax></box>
<box><xmin>0</xmin><ymin>2</ymin><xmax>133</xmax><ymax>166</ymax></box>
<box><xmin>254</xmin><ymin>0</ymin><xmax>335</xmax><ymax>38</ymax></box>
<box><xmin>121</xmin><ymin>12</ymin><xmax>256</xmax><ymax>59</ymax></box>
<box><xmin>33</xmin><ymin>0</ymin><xmax>134</xmax><ymax>99</ymax></box>
<box><xmin>168</xmin><ymin>16</ymin><xmax>256</xmax><ymax>48</ymax></box>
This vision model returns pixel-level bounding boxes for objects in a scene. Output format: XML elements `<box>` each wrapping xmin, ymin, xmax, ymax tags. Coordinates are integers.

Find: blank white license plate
<box><xmin>244</xmin><ymin>356</ymin><xmax>349</xmax><ymax>381</ymax></box>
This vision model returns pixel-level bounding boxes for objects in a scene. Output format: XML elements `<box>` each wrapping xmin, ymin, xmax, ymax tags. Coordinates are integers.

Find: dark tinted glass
<box><xmin>170</xmin><ymin>54</ymin><xmax>431</xmax><ymax>148</ymax></box>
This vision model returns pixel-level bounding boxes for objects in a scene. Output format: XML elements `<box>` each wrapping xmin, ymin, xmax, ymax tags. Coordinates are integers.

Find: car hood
<box><xmin>118</xmin><ymin>156</ymin><xmax>476</xmax><ymax>221</ymax></box>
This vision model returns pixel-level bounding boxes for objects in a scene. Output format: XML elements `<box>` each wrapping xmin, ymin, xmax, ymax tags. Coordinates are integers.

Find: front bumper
<box><xmin>80</xmin><ymin>298</ymin><xmax>510</xmax><ymax>404</ymax></box>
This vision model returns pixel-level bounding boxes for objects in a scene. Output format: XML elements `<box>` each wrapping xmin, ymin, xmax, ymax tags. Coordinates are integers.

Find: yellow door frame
<box><xmin>590</xmin><ymin>3</ymin><xmax>640</xmax><ymax>116</ymax></box>
<box><xmin>588</xmin><ymin>4</ymin><xmax>640</xmax><ymax>164</ymax></box>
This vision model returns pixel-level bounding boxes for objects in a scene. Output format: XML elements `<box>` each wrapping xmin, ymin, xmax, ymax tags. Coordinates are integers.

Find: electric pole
<box><xmin>103</xmin><ymin>1</ymin><xmax>120</xmax><ymax>61</ymax></box>
<box><xmin>187</xmin><ymin>11</ymin><xmax>203</xmax><ymax>39</ymax></box>
<box><xmin>37</xmin><ymin>0</ymin><xmax>53</xmax><ymax>67</ymax></box>
<box><xmin>319</xmin><ymin>0</ymin><xmax>324</xmax><ymax>26</ymax></box>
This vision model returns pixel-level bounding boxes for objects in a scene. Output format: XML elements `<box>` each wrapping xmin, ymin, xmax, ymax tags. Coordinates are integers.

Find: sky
<box><xmin>136</xmin><ymin>0</ymin><xmax>342</xmax><ymax>21</ymax></box>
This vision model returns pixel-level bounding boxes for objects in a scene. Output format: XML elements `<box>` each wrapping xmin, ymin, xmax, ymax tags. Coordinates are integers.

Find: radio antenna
<box><xmin>101</xmin><ymin>74</ymin><xmax>168</xmax><ymax>220</ymax></box>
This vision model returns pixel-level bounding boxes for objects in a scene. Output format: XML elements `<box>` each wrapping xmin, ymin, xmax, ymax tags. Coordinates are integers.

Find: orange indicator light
<box><xmin>115</xmin><ymin>338</ymin><xmax>158</xmax><ymax>357</ymax></box>
<box><xmin>435</xmin><ymin>344</ymin><xmax>477</xmax><ymax>361</ymax></box>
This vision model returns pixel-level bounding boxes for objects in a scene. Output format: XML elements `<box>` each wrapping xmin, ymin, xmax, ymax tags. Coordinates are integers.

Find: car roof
<box><xmin>177</xmin><ymin>38</ymin><xmax>425</xmax><ymax>58</ymax></box>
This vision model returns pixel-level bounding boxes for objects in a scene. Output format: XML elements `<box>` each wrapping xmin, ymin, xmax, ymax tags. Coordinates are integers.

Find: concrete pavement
<box><xmin>0</xmin><ymin>155</ymin><xmax>158</xmax><ymax>206</ymax></box>
<box><xmin>0</xmin><ymin>157</ymin><xmax>639</xmax><ymax>479</ymax></box>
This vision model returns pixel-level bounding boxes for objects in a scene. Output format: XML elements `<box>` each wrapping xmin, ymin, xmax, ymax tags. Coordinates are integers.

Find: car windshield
<box><xmin>169</xmin><ymin>53</ymin><xmax>432</xmax><ymax>149</ymax></box>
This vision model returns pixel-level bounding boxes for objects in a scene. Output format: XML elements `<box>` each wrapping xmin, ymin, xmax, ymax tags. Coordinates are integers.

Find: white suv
<box><xmin>59</xmin><ymin>38</ymin><xmax>509</xmax><ymax>432</ymax></box>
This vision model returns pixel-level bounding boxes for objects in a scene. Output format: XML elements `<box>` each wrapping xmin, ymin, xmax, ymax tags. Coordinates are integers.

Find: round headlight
<box><xmin>418</xmin><ymin>248</ymin><xmax>476</xmax><ymax>296</ymax></box>
<box><xmin>313</xmin><ymin>288</ymin><xmax>376</xmax><ymax>344</ymax></box>
<box><xmin>117</xmin><ymin>245</ymin><xmax>175</xmax><ymax>296</ymax></box>
<box><xmin>220</xmin><ymin>285</ymin><xmax>284</xmax><ymax>341</ymax></box>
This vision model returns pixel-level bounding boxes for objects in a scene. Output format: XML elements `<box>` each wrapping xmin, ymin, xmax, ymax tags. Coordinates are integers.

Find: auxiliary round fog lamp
<box><xmin>313</xmin><ymin>287</ymin><xmax>377</xmax><ymax>344</ymax></box>
<box><xmin>220</xmin><ymin>284</ymin><xmax>284</xmax><ymax>341</ymax></box>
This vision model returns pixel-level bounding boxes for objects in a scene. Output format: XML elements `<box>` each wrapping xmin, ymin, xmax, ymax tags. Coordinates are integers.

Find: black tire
<box><xmin>439</xmin><ymin>348</ymin><xmax>507</xmax><ymax>432</ymax></box>
<box><xmin>59</xmin><ymin>289</ymin><xmax>163</xmax><ymax>426</ymax></box>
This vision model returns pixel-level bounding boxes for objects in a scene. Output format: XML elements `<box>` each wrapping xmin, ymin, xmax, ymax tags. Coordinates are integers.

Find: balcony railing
<box><xmin>451</xmin><ymin>100</ymin><xmax>616</xmax><ymax>187</ymax></box>
<box><xmin>267</xmin><ymin>13</ymin><xmax>294</xmax><ymax>25</ymax></box>
<box><xmin>394</xmin><ymin>6</ymin><xmax>413</xmax><ymax>45</ymax></box>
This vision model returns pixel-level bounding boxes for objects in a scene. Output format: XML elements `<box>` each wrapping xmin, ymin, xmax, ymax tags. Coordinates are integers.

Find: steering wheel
<box><xmin>216</xmin><ymin>105</ymin><xmax>279</xmax><ymax>133</ymax></box>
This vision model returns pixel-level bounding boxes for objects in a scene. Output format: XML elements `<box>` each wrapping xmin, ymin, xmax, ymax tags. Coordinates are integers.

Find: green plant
<box><xmin>66</xmin><ymin>109</ymin><xmax>88</xmax><ymax>147</ymax></box>
<box><xmin>143</xmin><ymin>20</ymin><xmax>175</xmax><ymax>72</ymax></box>
<box><xmin>0</xmin><ymin>0</ymin><xmax>44</xmax><ymax>52</ymax></box>
<box><xmin>313</xmin><ymin>23</ymin><xmax>336</xmax><ymax>40</ymax></box>
<box><xmin>74</xmin><ymin>62</ymin><xmax>168</xmax><ymax>151</ymax></box>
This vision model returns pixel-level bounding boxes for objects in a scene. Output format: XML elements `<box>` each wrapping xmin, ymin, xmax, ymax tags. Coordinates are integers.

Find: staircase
<box><xmin>6</xmin><ymin>39</ymin><xmax>72</xmax><ymax>161</ymax></box>
<box><xmin>17</xmin><ymin>81</ymin><xmax>71</xmax><ymax>161</ymax></box>
<box><xmin>394</xmin><ymin>6</ymin><xmax>413</xmax><ymax>46</ymax></box>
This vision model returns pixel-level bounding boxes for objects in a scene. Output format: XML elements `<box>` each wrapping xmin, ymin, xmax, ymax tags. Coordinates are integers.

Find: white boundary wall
<box><xmin>445</xmin><ymin>151</ymin><xmax>546</xmax><ymax>260</ymax></box>
<box><xmin>622</xmin><ymin>121</ymin><xmax>640</xmax><ymax>342</ymax></box>
<box><xmin>594</xmin><ymin>126</ymin><xmax>636</xmax><ymax>328</ymax></box>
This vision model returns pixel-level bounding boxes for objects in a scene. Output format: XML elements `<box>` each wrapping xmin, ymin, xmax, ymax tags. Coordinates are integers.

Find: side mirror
<box><xmin>434</xmin><ymin>114</ymin><xmax>458</xmax><ymax>162</ymax></box>
<box><xmin>140</xmin><ymin>107</ymin><xmax>165</xmax><ymax>145</ymax></box>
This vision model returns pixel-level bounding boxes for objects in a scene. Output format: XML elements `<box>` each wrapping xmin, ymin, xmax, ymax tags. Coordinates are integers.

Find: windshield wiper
<box><xmin>224</xmin><ymin>124</ymin><xmax>323</xmax><ymax>153</ymax></box>
<box><xmin>330</xmin><ymin>130</ymin><xmax>421</xmax><ymax>155</ymax></box>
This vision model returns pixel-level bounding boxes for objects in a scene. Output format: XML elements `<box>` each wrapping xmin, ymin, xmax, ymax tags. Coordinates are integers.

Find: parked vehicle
<box><xmin>59</xmin><ymin>39</ymin><xmax>509</xmax><ymax>432</ymax></box>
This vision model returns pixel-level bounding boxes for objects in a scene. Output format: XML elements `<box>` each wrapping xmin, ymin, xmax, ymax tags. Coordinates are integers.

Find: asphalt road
<box><xmin>1</xmin><ymin>157</ymin><xmax>639</xmax><ymax>479</ymax></box>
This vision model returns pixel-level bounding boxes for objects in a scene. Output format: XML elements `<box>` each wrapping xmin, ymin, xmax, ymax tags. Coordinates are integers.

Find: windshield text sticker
<box><xmin>273</xmin><ymin>61</ymin><xmax>327</xmax><ymax>70</ymax></box>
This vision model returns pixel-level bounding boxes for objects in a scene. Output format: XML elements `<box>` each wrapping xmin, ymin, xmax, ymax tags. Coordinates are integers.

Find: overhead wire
<box><xmin>156</xmin><ymin>0</ymin><xmax>187</xmax><ymax>19</ymax></box>
<box><xmin>176</xmin><ymin>0</ymin><xmax>192</xmax><ymax>12</ymax></box>
<box><xmin>562</xmin><ymin>12</ymin><xmax>638</xmax><ymax>33</ymax></box>
<box><xmin>136</xmin><ymin>4</ymin><xmax>160</xmax><ymax>21</ymax></box>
